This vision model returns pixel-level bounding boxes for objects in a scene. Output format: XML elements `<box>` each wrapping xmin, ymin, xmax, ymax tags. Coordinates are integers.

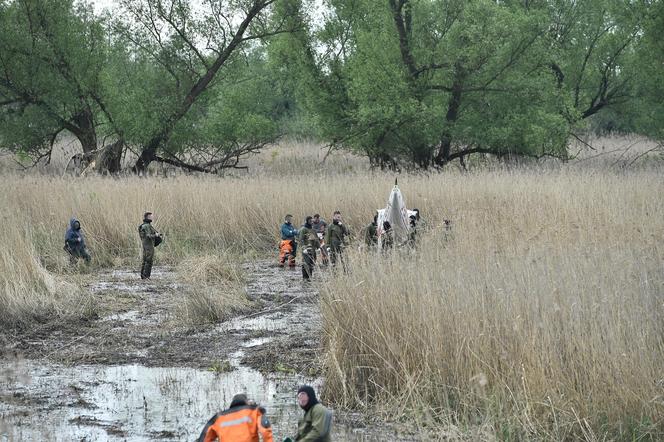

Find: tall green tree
<box><xmin>0</xmin><ymin>0</ymin><xmax>115</xmax><ymax>166</ymax></box>
<box><xmin>278</xmin><ymin>0</ymin><xmax>657</xmax><ymax>169</ymax></box>
<box><xmin>112</xmin><ymin>0</ymin><xmax>291</xmax><ymax>173</ymax></box>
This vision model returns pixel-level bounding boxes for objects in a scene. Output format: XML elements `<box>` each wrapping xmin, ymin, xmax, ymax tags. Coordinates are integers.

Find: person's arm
<box><xmin>144</xmin><ymin>224</ymin><xmax>158</xmax><ymax>240</ymax></box>
<box><xmin>257</xmin><ymin>409</ymin><xmax>274</xmax><ymax>442</ymax></box>
<box><xmin>65</xmin><ymin>231</ymin><xmax>78</xmax><ymax>246</ymax></box>
<box><xmin>196</xmin><ymin>414</ymin><xmax>219</xmax><ymax>442</ymax></box>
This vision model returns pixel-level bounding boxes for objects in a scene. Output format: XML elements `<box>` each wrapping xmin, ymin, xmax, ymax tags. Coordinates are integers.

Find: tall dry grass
<box><xmin>176</xmin><ymin>254</ymin><xmax>250</xmax><ymax>325</ymax></box>
<box><xmin>319</xmin><ymin>171</ymin><xmax>664</xmax><ymax>439</ymax></box>
<box><xmin>1</xmin><ymin>140</ymin><xmax>663</xmax><ymax>438</ymax></box>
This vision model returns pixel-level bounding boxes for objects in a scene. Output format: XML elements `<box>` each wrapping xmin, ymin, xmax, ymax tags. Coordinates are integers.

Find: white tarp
<box><xmin>376</xmin><ymin>182</ymin><xmax>415</xmax><ymax>247</ymax></box>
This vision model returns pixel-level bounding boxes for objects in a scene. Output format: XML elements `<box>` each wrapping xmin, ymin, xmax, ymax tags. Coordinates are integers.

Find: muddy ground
<box><xmin>0</xmin><ymin>261</ymin><xmax>409</xmax><ymax>441</ymax></box>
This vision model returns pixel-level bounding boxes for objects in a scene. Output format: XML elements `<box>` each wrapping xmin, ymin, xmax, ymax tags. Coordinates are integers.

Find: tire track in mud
<box><xmin>2</xmin><ymin>261</ymin><xmax>321</xmax><ymax>370</ymax></box>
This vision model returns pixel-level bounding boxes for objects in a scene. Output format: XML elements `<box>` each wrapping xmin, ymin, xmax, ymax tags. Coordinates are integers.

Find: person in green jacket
<box><xmin>298</xmin><ymin>216</ymin><xmax>320</xmax><ymax>280</ymax></box>
<box><xmin>293</xmin><ymin>385</ymin><xmax>332</xmax><ymax>442</ymax></box>
<box><xmin>363</xmin><ymin>214</ymin><xmax>378</xmax><ymax>248</ymax></box>
<box><xmin>139</xmin><ymin>212</ymin><xmax>162</xmax><ymax>279</ymax></box>
<box><xmin>324</xmin><ymin>211</ymin><xmax>349</xmax><ymax>268</ymax></box>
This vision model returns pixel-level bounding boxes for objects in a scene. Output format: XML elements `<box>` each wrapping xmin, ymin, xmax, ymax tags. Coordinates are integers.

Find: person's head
<box><xmin>304</xmin><ymin>215</ymin><xmax>313</xmax><ymax>227</ymax></box>
<box><xmin>333</xmin><ymin>211</ymin><xmax>342</xmax><ymax>223</ymax></box>
<box><xmin>71</xmin><ymin>219</ymin><xmax>81</xmax><ymax>230</ymax></box>
<box><xmin>285</xmin><ymin>214</ymin><xmax>293</xmax><ymax>224</ymax></box>
<box><xmin>297</xmin><ymin>385</ymin><xmax>318</xmax><ymax>411</ymax></box>
<box><xmin>229</xmin><ymin>393</ymin><xmax>248</xmax><ymax>408</ymax></box>
<box><xmin>409</xmin><ymin>214</ymin><xmax>416</xmax><ymax>226</ymax></box>
<box><xmin>313</xmin><ymin>214</ymin><xmax>320</xmax><ymax>223</ymax></box>
<box><xmin>143</xmin><ymin>212</ymin><xmax>153</xmax><ymax>223</ymax></box>
<box><xmin>413</xmin><ymin>208</ymin><xmax>421</xmax><ymax>221</ymax></box>
<box><xmin>383</xmin><ymin>221</ymin><xmax>391</xmax><ymax>230</ymax></box>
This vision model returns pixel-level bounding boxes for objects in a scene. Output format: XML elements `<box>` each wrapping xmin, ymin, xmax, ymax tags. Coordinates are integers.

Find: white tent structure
<box><xmin>376</xmin><ymin>179</ymin><xmax>416</xmax><ymax>247</ymax></box>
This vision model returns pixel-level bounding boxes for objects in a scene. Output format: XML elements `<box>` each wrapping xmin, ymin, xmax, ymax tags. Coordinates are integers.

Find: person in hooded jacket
<box><xmin>197</xmin><ymin>393</ymin><xmax>273</xmax><ymax>442</ymax></box>
<box><xmin>139</xmin><ymin>212</ymin><xmax>162</xmax><ymax>279</ymax></box>
<box><xmin>291</xmin><ymin>385</ymin><xmax>332</xmax><ymax>442</ymax></box>
<box><xmin>64</xmin><ymin>218</ymin><xmax>91</xmax><ymax>265</ymax></box>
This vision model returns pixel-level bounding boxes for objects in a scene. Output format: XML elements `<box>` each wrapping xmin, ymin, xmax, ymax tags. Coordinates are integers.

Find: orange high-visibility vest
<box><xmin>199</xmin><ymin>405</ymin><xmax>273</xmax><ymax>442</ymax></box>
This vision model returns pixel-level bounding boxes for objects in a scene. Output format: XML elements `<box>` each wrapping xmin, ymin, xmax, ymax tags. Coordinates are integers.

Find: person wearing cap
<box><xmin>138</xmin><ymin>211</ymin><xmax>162</xmax><ymax>279</ymax></box>
<box><xmin>298</xmin><ymin>216</ymin><xmax>320</xmax><ymax>280</ymax></box>
<box><xmin>197</xmin><ymin>393</ymin><xmax>273</xmax><ymax>442</ymax></box>
<box><xmin>290</xmin><ymin>385</ymin><xmax>332</xmax><ymax>442</ymax></box>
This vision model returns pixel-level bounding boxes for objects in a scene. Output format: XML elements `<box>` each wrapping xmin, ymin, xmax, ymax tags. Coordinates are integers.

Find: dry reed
<box><xmin>319</xmin><ymin>170</ymin><xmax>664</xmax><ymax>440</ymax></box>
<box><xmin>0</xmin><ymin>140</ymin><xmax>662</xmax><ymax>438</ymax></box>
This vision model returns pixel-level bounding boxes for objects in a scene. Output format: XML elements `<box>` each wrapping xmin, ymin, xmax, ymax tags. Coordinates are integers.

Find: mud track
<box><xmin>1</xmin><ymin>261</ymin><xmax>404</xmax><ymax>440</ymax></box>
<box><xmin>2</xmin><ymin>262</ymin><xmax>320</xmax><ymax>372</ymax></box>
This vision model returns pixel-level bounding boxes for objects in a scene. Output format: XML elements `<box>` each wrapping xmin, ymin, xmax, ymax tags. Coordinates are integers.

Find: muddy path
<box><xmin>1</xmin><ymin>261</ymin><xmax>404</xmax><ymax>441</ymax></box>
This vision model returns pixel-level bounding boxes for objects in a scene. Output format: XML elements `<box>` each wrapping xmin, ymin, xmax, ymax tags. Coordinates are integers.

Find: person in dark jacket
<box><xmin>64</xmin><ymin>217</ymin><xmax>91</xmax><ymax>265</ymax></box>
<box><xmin>363</xmin><ymin>214</ymin><xmax>378</xmax><ymax>248</ymax></box>
<box><xmin>324</xmin><ymin>211</ymin><xmax>349</xmax><ymax>268</ymax></box>
<box><xmin>291</xmin><ymin>385</ymin><xmax>332</xmax><ymax>442</ymax></box>
<box><xmin>381</xmin><ymin>221</ymin><xmax>394</xmax><ymax>251</ymax></box>
<box><xmin>298</xmin><ymin>216</ymin><xmax>320</xmax><ymax>280</ymax></box>
<box><xmin>139</xmin><ymin>212</ymin><xmax>162</xmax><ymax>279</ymax></box>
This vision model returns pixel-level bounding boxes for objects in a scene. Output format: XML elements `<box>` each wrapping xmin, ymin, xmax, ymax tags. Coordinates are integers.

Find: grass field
<box><xmin>1</xmin><ymin>139</ymin><xmax>663</xmax><ymax>439</ymax></box>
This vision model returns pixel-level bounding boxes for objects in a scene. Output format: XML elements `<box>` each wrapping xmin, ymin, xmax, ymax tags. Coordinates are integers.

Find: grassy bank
<box><xmin>320</xmin><ymin>171</ymin><xmax>664</xmax><ymax>440</ymax></box>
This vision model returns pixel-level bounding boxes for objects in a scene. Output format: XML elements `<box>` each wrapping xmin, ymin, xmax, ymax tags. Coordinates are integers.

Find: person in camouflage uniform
<box><xmin>139</xmin><ymin>212</ymin><xmax>162</xmax><ymax>279</ymax></box>
<box><xmin>364</xmin><ymin>214</ymin><xmax>378</xmax><ymax>248</ymax></box>
<box><xmin>298</xmin><ymin>216</ymin><xmax>320</xmax><ymax>280</ymax></box>
<box><xmin>325</xmin><ymin>211</ymin><xmax>350</xmax><ymax>268</ymax></box>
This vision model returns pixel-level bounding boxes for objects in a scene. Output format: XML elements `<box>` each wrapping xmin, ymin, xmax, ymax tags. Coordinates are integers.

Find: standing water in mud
<box><xmin>1</xmin><ymin>262</ymin><xmax>400</xmax><ymax>441</ymax></box>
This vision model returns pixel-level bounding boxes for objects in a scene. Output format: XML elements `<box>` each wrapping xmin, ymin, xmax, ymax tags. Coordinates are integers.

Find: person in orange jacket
<box><xmin>197</xmin><ymin>393</ymin><xmax>274</xmax><ymax>442</ymax></box>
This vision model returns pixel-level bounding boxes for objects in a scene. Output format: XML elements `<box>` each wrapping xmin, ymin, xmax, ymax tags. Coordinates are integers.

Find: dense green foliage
<box><xmin>0</xmin><ymin>0</ymin><xmax>662</xmax><ymax>171</ymax></box>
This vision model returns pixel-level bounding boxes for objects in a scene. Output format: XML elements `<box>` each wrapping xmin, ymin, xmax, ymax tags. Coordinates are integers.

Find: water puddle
<box><xmin>0</xmin><ymin>262</ymin><xmax>405</xmax><ymax>441</ymax></box>
<box><xmin>1</xmin><ymin>359</ymin><xmax>391</xmax><ymax>441</ymax></box>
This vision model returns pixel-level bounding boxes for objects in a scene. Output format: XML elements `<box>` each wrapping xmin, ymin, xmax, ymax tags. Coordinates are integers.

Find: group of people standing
<box><xmin>198</xmin><ymin>385</ymin><xmax>332</xmax><ymax>442</ymax></box>
<box><xmin>64</xmin><ymin>212</ymin><xmax>163</xmax><ymax>280</ymax></box>
<box><xmin>279</xmin><ymin>209</ymin><xmax>424</xmax><ymax>280</ymax></box>
<box><xmin>280</xmin><ymin>212</ymin><xmax>350</xmax><ymax>280</ymax></box>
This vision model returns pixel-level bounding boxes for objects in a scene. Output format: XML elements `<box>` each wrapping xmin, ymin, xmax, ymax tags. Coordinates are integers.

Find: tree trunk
<box><xmin>434</xmin><ymin>67</ymin><xmax>464</xmax><ymax>166</ymax></box>
<box><xmin>70</xmin><ymin>108</ymin><xmax>97</xmax><ymax>159</ymax></box>
<box><xmin>96</xmin><ymin>140</ymin><xmax>124</xmax><ymax>174</ymax></box>
<box><xmin>131</xmin><ymin>0</ymin><xmax>272</xmax><ymax>173</ymax></box>
<box><xmin>132</xmin><ymin>139</ymin><xmax>159</xmax><ymax>174</ymax></box>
